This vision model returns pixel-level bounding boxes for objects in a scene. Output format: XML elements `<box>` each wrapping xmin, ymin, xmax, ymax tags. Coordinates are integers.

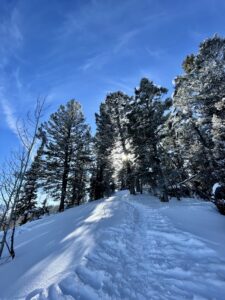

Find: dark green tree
<box><xmin>90</xmin><ymin>102</ymin><xmax>115</xmax><ymax>200</ymax></box>
<box><xmin>42</xmin><ymin>100</ymin><xmax>91</xmax><ymax>211</ymax></box>
<box><xmin>128</xmin><ymin>78</ymin><xmax>170</xmax><ymax>201</ymax></box>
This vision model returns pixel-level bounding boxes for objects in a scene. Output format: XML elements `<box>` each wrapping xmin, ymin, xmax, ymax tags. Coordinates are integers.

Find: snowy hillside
<box><xmin>0</xmin><ymin>191</ymin><xmax>225</xmax><ymax>300</ymax></box>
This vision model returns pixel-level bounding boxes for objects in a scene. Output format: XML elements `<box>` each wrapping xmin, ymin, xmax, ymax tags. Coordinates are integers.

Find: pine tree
<box><xmin>127</xmin><ymin>78</ymin><xmax>170</xmax><ymax>201</ymax></box>
<box><xmin>212</xmin><ymin>97</ymin><xmax>225</xmax><ymax>183</ymax></box>
<box><xmin>42</xmin><ymin>100</ymin><xmax>91</xmax><ymax>211</ymax></box>
<box><xmin>90</xmin><ymin>102</ymin><xmax>115</xmax><ymax>200</ymax></box>
<box><xmin>68</xmin><ymin>129</ymin><xmax>92</xmax><ymax>206</ymax></box>
<box><xmin>104</xmin><ymin>91</ymin><xmax>135</xmax><ymax>194</ymax></box>
<box><xmin>173</xmin><ymin>35</ymin><xmax>225</xmax><ymax>196</ymax></box>
<box><xmin>161</xmin><ymin>107</ymin><xmax>191</xmax><ymax>199</ymax></box>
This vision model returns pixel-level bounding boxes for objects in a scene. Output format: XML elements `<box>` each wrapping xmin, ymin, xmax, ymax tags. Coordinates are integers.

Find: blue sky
<box><xmin>0</xmin><ymin>0</ymin><xmax>225</xmax><ymax>161</ymax></box>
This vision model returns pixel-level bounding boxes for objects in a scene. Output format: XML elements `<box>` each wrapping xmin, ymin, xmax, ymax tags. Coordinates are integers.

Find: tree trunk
<box><xmin>59</xmin><ymin>128</ymin><xmax>72</xmax><ymax>212</ymax></box>
<box><xmin>20</xmin><ymin>212</ymin><xmax>29</xmax><ymax>225</ymax></box>
<box><xmin>115</xmin><ymin>109</ymin><xmax>135</xmax><ymax>195</ymax></box>
<box><xmin>153</xmin><ymin>143</ymin><xmax>169</xmax><ymax>202</ymax></box>
<box><xmin>10</xmin><ymin>223</ymin><xmax>16</xmax><ymax>259</ymax></box>
<box><xmin>126</xmin><ymin>161</ymin><xmax>135</xmax><ymax>195</ymax></box>
<box><xmin>59</xmin><ymin>167</ymin><xmax>68</xmax><ymax>212</ymax></box>
<box><xmin>135</xmin><ymin>177</ymin><xmax>142</xmax><ymax>193</ymax></box>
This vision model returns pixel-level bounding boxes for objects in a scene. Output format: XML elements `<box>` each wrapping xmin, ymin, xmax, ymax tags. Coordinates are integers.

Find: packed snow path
<box><xmin>0</xmin><ymin>191</ymin><xmax>225</xmax><ymax>299</ymax></box>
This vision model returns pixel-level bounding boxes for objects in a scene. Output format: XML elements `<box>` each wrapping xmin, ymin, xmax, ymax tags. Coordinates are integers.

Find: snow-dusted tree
<box><xmin>162</xmin><ymin>108</ymin><xmax>202</xmax><ymax>197</ymax></box>
<box><xmin>173</xmin><ymin>35</ymin><xmax>225</xmax><ymax>196</ymax></box>
<box><xmin>212</xmin><ymin>98</ymin><xmax>225</xmax><ymax>183</ymax></box>
<box><xmin>42</xmin><ymin>100</ymin><xmax>91</xmax><ymax>211</ymax></box>
<box><xmin>104</xmin><ymin>92</ymin><xmax>135</xmax><ymax>194</ymax></box>
<box><xmin>117</xmin><ymin>161</ymin><xmax>129</xmax><ymax>190</ymax></box>
<box><xmin>127</xmin><ymin>78</ymin><xmax>170</xmax><ymax>201</ymax></box>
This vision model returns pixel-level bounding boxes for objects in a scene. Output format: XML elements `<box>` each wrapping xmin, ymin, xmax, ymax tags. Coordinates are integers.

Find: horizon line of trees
<box><xmin>1</xmin><ymin>34</ymin><xmax>225</xmax><ymax>259</ymax></box>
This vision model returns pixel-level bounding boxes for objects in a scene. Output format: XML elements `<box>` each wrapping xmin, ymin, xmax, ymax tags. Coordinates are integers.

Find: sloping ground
<box><xmin>0</xmin><ymin>191</ymin><xmax>225</xmax><ymax>299</ymax></box>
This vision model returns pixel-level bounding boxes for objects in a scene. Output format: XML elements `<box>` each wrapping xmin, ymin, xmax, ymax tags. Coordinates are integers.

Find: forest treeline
<box><xmin>1</xmin><ymin>35</ymin><xmax>225</xmax><ymax>258</ymax></box>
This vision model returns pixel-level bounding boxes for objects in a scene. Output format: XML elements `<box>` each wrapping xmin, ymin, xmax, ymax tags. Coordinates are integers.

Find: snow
<box><xmin>0</xmin><ymin>191</ymin><xmax>225</xmax><ymax>299</ymax></box>
<box><xmin>212</xmin><ymin>182</ymin><xmax>221</xmax><ymax>195</ymax></box>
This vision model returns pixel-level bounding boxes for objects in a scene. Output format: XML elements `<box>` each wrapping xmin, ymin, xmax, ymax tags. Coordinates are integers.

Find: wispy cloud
<box><xmin>146</xmin><ymin>48</ymin><xmax>166</xmax><ymax>59</ymax></box>
<box><xmin>78</xmin><ymin>28</ymin><xmax>141</xmax><ymax>72</ymax></box>
<box><xmin>79</xmin><ymin>53</ymin><xmax>109</xmax><ymax>72</ymax></box>
<box><xmin>9</xmin><ymin>9</ymin><xmax>23</xmax><ymax>45</ymax></box>
<box><xmin>0</xmin><ymin>5</ymin><xmax>23</xmax><ymax>137</ymax></box>
<box><xmin>0</xmin><ymin>97</ymin><xmax>18</xmax><ymax>136</ymax></box>
<box><xmin>12</xmin><ymin>68</ymin><xmax>23</xmax><ymax>90</ymax></box>
<box><xmin>113</xmin><ymin>29</ymin><xmax>139</xmax><ymax>54</ymax></box>
<box><xmin>0</xmin><ymin>7</ymin><xmax>23</xmax><ymax>57</ymax></box>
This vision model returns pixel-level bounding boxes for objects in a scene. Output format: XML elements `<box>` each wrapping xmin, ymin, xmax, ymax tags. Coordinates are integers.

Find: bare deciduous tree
<box><xmin>0</xmin><ymin>99</ymin><xmax>45</xmax><ymax>260</ymax></box>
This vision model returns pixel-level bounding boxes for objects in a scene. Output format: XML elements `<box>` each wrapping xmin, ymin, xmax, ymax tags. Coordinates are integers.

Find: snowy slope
<box><xmin>0</xmin><ymin>191</ymin><xmax>225</xmax><ymax>300</ymax></box>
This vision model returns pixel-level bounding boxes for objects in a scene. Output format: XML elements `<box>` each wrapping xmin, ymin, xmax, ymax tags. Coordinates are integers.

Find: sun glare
<box><xmin>121</xmin><ymin>153</ymin><xmax>129</xmax><ymax>161</ymax></box>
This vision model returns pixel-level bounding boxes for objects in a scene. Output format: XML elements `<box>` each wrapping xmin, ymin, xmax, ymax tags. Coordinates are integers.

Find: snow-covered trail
<box><xmin>0</xmin><ymin>191</ymin><xmax>225</xmax><ymax>299</ymax></box>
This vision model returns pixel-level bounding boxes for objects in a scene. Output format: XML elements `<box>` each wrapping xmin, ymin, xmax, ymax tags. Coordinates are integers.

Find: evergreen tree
<box><xmin>212</xmin><ymin>98</ymin><xmax>225</xmax><ymax>183</ymax></box>
<box><xmin>42</xmin><ymin>100</ymin><xmax>91</xmax><ymax>211</ymax></box>
<box><xmin>161</xmin><ymin>109</ymin><xmax>192</xmax><ymax>198</ymax></box>
<box><xmin>127</xmin><ymin>78</ymin><xmax>170</xmax><ymax>201</ymax></box>
<box><xmin>173</xmin><ymin>35</ymin><xmax>225</xmax><ymax>196</ymax></box>
<box><xmin>104</xmin><ymin>91</ymin><xmax>135</xmax><ymax>194</ymax></box>
<box><xmin>90</xmin><ymin>102</ymin><xmax>115</xmax><ymax>200</ymax></box>
<box><xmin>68</xmin><ymin>129</ymin><xmax>92</xmax><ymax>206</ymax></box>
